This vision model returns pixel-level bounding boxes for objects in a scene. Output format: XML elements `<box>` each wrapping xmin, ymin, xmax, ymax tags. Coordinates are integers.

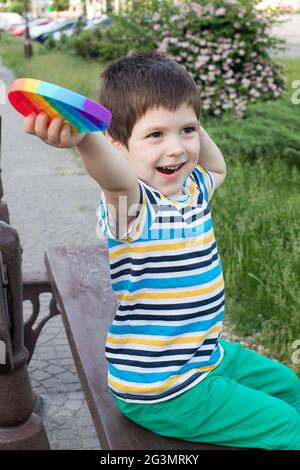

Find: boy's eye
<box><xmin>183</xmin><ymin>127</ymin><xmax>197</xmax><ymax>134</ymax></box>
<box><xmin>147</xmin><ymin>127</ymin><xmax>197</xmax><ymax>138</ymax></box>
<box><xmin>148</xmin><ymin>131</ymin><xmax>162</xmax><ymax>138</ymax></box>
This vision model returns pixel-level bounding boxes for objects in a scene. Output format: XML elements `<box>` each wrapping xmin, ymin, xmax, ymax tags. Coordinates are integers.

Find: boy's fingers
<box><xmin>34</xmin><ymin>112</ymin><xmax>50</xmax><ymax>140</ymax></box>
<box><xmin>59</xmin><ymin>123</ymin><xmax>72</xmax><ymax>144</ymax></box>
<box><xmin>23</xmin><ymin>114</ymin><xmax>36</xmax><ymax>134</ymax></box>
<box><xmin>23</xmin><ymin>111</ymin><xmax>82</xmax><ymax>148</ymax></box>
<box><xmin>47</xmin><ymin>115</ymin><xmax>65</xmax><ymax>144</ymax></box>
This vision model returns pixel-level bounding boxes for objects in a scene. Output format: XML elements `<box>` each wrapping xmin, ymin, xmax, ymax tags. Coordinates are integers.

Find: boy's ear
<box><xmin>104</xmin><ymin>131</ymin><xmax>123</xmax><ymax>151</ymax></box>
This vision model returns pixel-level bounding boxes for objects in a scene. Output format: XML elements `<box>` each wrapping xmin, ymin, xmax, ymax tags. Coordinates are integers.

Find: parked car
<box><xmin>51</xmin><ymin>18</ymin><xmax>88</xmax><ymax>41</ymax></box>
<box><xmin>33</xmin><ymin>19</ymin><xmax>77</xmax><ymax>42</ymax></box>
<box><xmin>11</xmin><ymin>17</ymin><xmax>51</xmax><ymax>37</ymax></box>
<box><xmin>0</xmin><ymin>12</ymin><xmax>23</xmax><ymax>32</ymax></box>
<box><xmin>51</xmin><ymin>16</ymin><xmax>112</xmax><ymax>41</ymax></box>
<box><xmin>83</xmin><ymin>16</ymin><xmax>112</xmax><ymax>31</ymax></box>
<box><xmin>29</xmin><ymin>19</ymin><xmax>57</xmax><ymax>39</ymax></box>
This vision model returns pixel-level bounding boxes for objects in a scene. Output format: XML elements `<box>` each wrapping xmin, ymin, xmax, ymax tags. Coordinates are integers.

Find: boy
<box><xmin>24</xmin><ymin>51</ymin><xmax>300</xmax><ymax>450</ymax></box>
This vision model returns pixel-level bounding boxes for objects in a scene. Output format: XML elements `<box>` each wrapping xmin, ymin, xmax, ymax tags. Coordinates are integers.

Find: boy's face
<box><xmin>107</xmin><ymin>103</ymin><xmax>200</xmax><ymax>196</ymax></box>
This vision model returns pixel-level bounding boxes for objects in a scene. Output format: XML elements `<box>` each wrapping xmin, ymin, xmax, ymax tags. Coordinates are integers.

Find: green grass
<box><xmin>1</xmin><ymin>35</ymin><xmax>299</xmax><ymax>372</ymax></box>
<box><xmin>209</xmin><ymin>57</ymin><xmax>300</xmax><ymax>372</ymax></box>
<box><xmin>0</xmin><ymin>35</ymin><xmax>102</xmax><ymax>98</ymax></box>
<box><xmin>273</xmin><ymin>57</ymin><xmax>300</xmax><ymax>91</ymax></box>
<box><xmin>212</xmin><ymin>154</ymin><xmax>300</xmax><ymax>371</ymax></box>
<box><xmin>204</xmin><ymin>96</ymin><xmax>300</xmax><ymax>164</ymax></box>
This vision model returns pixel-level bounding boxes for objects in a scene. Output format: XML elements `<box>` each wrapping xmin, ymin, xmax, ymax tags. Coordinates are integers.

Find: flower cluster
<box><xmin>150</xmin><ymin>0</ymin><xmax>285</xmax><ymax>117</ymax></box>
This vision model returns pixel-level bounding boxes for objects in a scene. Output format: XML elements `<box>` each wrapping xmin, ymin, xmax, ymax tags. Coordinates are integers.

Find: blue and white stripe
<box><xmin>97</xmin><ymin>164</ymin><xmax>225</xmax><ymax>403</ymax></box>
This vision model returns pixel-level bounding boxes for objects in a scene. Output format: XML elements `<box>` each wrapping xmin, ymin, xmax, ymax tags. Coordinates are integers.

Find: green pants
<box><xmin>112</xmin><ymin>338</ymin><xmax>300</xmax><ymax>450</ymax></box>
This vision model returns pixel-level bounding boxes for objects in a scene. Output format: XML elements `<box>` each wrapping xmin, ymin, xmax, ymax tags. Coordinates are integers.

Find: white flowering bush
<box><xmin>150</xmin><ymin>0</ymin><xmax>286</xmax><ymax>117</ymax></box>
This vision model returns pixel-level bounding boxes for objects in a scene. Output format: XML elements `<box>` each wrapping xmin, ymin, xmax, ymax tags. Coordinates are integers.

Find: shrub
<box><xmin>204</xmin><ymin>95</ymin><xmax>300</xmax><ymax>162</ymax></box>
<box><xmin>96</xmin><ymin>15</ymin><xmax>157</xmax><ymax>61</ymax></box>
<box><xmin>66</xmin><ymin>27</ymin><xmax>104</xmax><ymax>59</ymax></box>
<box><xmin>55</xmin><ymin>15</ymin><xmax>158</xmax><ymax>61</ymax></box>
<box><xmin>2</xmin><ymin>2</ymin><xmax>24</xmax><ymax>15</ymax></box>
<box><xmin>152</xmin><ymin>0</ymin><xmax>286</xmax><ymax>117</ymax></box>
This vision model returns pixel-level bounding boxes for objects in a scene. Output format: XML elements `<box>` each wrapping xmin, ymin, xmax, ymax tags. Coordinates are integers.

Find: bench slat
<box><xmin>45</xmin><ymin>245</ymin><xmax>239</xmax><ymax>450</ymax></box>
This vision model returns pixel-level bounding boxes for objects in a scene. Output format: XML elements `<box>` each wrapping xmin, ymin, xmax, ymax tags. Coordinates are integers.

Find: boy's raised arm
<box><xmin>198</xmin><ymin>126</ymin><xmax>227</xmax><ymax>191</ymax></box>
<box><xmin>77</xmin><ymin>132</ymin><xmax>141</xmax><ymax>239</ymax></box>
<box><xmin>23</xmin><ymin>112</ymin><xmax>137</xmax><ymax>192</ymax></box>
<box><xmin>23</xmin><ymin>112</ymin><xmax>140</xmax><ymax>239</ymax></box>
<box><xmin>76</xmin><ymin>131</ymin><xmax>137</xmax><ymax>192</ymax></box>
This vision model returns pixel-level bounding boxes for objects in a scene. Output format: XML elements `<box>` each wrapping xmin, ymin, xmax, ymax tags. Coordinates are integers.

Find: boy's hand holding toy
<box><xmin>23</xmin><ymin>112</ymin><xmax>87</xmax><ymax>149</ymax></box>
<box><xmin>8</xmin><ymin>78</ymin><xmax>112</xmax><ymax>149</ymax></box>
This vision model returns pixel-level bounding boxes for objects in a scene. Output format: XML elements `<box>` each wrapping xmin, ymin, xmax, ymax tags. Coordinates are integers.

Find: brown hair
<box><xmin>97</xmin><ymin>51</ymin><xmax>200</xmax><ymax>149</ymax></box>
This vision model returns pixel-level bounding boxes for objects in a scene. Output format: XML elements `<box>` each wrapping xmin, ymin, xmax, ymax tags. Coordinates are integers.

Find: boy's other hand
<box><xmin>23</xmin><ymin>112</ymin><xmax>87</xmax><ymax>148</ymax></box>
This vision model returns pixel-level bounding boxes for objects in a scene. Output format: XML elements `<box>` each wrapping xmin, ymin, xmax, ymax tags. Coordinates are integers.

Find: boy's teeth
<box><xmin>157</xmin><ymin>163</ymin><xmax>184</xmax><ymax>174</ymax></box>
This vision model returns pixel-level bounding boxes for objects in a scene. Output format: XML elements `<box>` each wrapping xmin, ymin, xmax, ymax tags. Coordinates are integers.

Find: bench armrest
<box><xmin>22</xmin><ymin>271</ymin><xmax>61</xmax><ymax>364</ymax></box>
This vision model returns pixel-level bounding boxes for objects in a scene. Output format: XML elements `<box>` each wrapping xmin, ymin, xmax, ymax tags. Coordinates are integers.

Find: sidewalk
<box><xmin>270</xmin><ymin>13</ymin><xmax>300</xmax><ymax>58</ymax></box>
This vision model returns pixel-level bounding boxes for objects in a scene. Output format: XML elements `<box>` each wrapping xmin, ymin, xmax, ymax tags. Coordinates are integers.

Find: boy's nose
<box><xmin>165</xmin><ymin>137</ymin><xmax>185</xmax><ymax>158</ymax></box>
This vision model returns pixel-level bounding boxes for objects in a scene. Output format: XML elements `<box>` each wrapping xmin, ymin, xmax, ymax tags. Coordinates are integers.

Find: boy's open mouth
<box><xmin>156</xmin><ymin>163</ymin><xmax>185</xmax><ymax>175</ymax></box>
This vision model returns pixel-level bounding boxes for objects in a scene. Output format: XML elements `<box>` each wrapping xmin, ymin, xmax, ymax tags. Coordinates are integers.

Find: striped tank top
<box><xmin>97</xmin><ymin>164</ymin><xmax>225</xmax><ymax>403</ymax></box>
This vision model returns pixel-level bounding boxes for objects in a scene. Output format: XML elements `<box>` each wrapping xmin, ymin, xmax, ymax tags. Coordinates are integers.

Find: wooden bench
<box><xmin>45</xmin><ymin>244</ymin><xmax>242</xmax><ymax>450</ymax></box>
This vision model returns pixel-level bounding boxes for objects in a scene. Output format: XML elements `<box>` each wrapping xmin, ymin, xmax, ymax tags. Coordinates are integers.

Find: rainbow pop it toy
<box><xmin>8</xmin><ymin>78</ymin><xmax>112</xmax><ymax>133</ymax></box>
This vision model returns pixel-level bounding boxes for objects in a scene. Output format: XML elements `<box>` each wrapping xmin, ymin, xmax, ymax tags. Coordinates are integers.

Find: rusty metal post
<box><xmin>24</xmin><ymin>0</ymin><xmax>33</xmax><ymax>59</ymax></box>
<box><xmin>0</xmin><ymin>221</ymin><xmax>50</xmax><ymax>449</ymax></box>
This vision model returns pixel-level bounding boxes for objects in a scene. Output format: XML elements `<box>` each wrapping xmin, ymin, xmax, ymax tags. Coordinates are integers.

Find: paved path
<box><xmin>0</xmin><ymin>14</ymin><xmax>298</xmax><ymax>450</ymax></box>
<box><xmin>270</xmin><ymin>13</ymin><xmax>300</xmax><ymax>58</ymax></box>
